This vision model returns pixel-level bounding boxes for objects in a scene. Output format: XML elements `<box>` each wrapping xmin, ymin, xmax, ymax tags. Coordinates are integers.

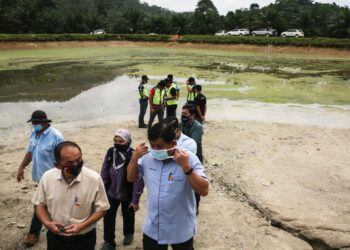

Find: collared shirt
<box><xmin>32</xmin><ymin>166</ymin><xmax>110</xmax><ymax>235</ymax></box>
<box><xmin>27</xmin><ymin>126</ymin><xmax>64</xmax><ymax>182</ymax></box>
<box><xmin>137</xmin><ymin>151</ymin><xmax>208</xmax><ymax>244</ymax></box>
<box><xmin>177</xmin><ymin>133</ymin><xmax>197</xmax><ymax>154</ymax></box>
<box><xmin>179</xmin><ymin>120</ymin><xmax>202</xmax><ymax>146</ymax></box>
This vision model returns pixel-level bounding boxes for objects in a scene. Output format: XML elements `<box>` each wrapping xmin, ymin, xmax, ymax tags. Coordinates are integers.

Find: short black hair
<box><xmin>54</xmin><ymin>141</ymin><xmax>82</xmax><ymax>161</ymax></box>
<box><xmin>194</xmin><ymin>84</ymin><xmax>202</xmax><ymax>92</ymax></box>
<box><xmin>182</xmin><ymin>104</ymin><xmax>196</xmax><ymax>115</ymax></box>
<box><xmin>162</xmin><ymin>117</ymin><xmax>179</xmax><ymax>131</ymax></box>
<box><xmin>157</xmin><ymin>80</ymin><xmax>166</xmax><ymax>88</ymax></box>
<box><xmin>148</xmin><ymin>122</ymin><xmax>175</xmax><ymax>144</ymax></box>
<box><xmin>188</xmin><ymin>77</ymin><xmax>195</xmax><ymax>83</ymax></box>
<box><xmin>167</xmin><ymin>74</ymin><xmax>173</xmax><ymax>79</ymax></box>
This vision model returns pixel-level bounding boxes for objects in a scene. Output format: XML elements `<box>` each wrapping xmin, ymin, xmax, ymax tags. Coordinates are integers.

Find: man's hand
<box><xmin>129</xmin><ymin>203</ymin><xmax>139</xmax><ymax>212</ymax></box>
<box><xmin>173</xmin><ymin>148</ymin><xmax>191</xmax><ymax>173</ymax></box>
<box><xmin>150</xmin><ymin>107</ymin><xmax>155</xmax><ymax>113</ymax></box>
<box><xmin>201</xmin><ymin>116</ymin><xmax>205</xmax><ymax>122</ymax></box>
<box><xmin>17</xmin><ymin>167</ymin><xmax>24</xmax><ymax>182</ymax></box>
<box><xmin>59</xmin><ymin>223</ymin><xmax>83</xmax><ymax>237</ymax></box>
<box><xmin>45</xmin><ymin>221</ymin><xmax>65</xmax><ymax>234</ymax></box>
<box><xmin>132</xmin><ymin>143</ymin><xmax>148</xmax><ymax>160</ymax></box>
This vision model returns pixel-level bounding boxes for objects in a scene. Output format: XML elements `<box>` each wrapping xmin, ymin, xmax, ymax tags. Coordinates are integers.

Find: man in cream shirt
<box><xmin>32</xmin><ymin>141</ymin><xmax>110</xmax><ymax>250</ymax></box>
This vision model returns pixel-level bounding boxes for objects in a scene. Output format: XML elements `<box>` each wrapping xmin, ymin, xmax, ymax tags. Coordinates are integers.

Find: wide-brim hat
<box><xmin>27</xmin><ymin>110</ymin><xmax>52</xmax><ymax>123</ymax></box>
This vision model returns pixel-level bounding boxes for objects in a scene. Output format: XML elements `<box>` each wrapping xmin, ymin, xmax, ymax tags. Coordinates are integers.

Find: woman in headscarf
<box><xmin>100</xmin><ymin>129</ymin><xmax>144</xmax><ymax>250</ymax></box>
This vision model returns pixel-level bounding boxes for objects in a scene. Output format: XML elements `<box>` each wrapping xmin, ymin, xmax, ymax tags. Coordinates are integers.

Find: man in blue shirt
<box><xmin>16</xmin><ymin>110</ymin><xmax>64</xmax><ymax>248</ymax></box>
<box><xmin>127</xmin><ymin>122</ymin><xmax>209</xmax><ymax>249</ymax></box>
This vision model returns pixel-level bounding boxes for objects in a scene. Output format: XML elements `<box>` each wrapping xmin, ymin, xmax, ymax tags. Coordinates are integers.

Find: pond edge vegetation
<box><xmin>0</xmin><ymin>34</ymin><xmax>349</xmax><ymax>49</ymax></box>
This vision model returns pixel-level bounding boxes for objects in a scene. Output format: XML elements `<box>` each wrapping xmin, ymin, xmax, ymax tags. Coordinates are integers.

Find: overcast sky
<box><xmin>141</xmin><ymin>0</ymin><xmax>349</xmax><ymax>15</ymax></box>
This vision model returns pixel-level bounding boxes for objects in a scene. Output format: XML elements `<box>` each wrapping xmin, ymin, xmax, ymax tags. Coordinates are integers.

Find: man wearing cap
<box><xmin>138</xmin><ymin>75</ymin><xmax>149</xmax><ymax>128</ymax></box>
<box><xmin>16</xmin><ymin>110</ymin><xmax>64</xmax><ymax>247</ymax></box>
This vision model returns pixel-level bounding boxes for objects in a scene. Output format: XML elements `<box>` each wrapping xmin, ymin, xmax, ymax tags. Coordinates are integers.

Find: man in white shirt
<box><xmin>32</xmin><ymin>141</ymin><xmax>110</xmax><ymax>250</ymax></box>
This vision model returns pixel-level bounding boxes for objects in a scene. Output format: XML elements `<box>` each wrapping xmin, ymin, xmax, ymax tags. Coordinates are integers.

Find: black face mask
<box><xmin>63</xmin><ymin>160</ymin><xmax>83</xmax><ymax>178</ymax></box>
<box><xmin>114</xmin><ymin>143</ymin><xmax>129</xmax><ymax>152</ymax></box>
<box><xmin>181</xmin><ymin>115</ymin><xmax>190</xmax><ymax>123</ymax></box>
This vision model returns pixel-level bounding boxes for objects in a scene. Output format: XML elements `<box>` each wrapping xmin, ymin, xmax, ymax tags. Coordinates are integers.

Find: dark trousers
<box><xmin>103</xmin><ymin>195</ymin><xmax>135</xmax><ymax>246</ymax></box>
<box><xmin>47</xmin><ymin>228</ymin><xmax>96</xmax><ymax>250</ymax></box>
<box><xmin>143</xmin><ymin>234</ymin><xmax>194</xmax><ymax>250</ymax></box>
<box><xmin>139</xmin><ymin>99</ymin><xmax>148</xmax><ymax>126</ymax></box>
<box><xmin>29</xmin><ymin>207</ymin><xmax>42</xmax><ymax>236</ymax></box>
<box><xmin>148</xmin><ymin>107</ymin><xmax>164</xmax><ymax>129</ymax></box>
<box><xmin>195</xmin><ymin>145</ymin><xmax>203</xmax><ymax>215</ymax></box>
<box><xmin>166</xmin><ymin>105</ymin><xmax>177</xmax><ymax>118</ymax></box>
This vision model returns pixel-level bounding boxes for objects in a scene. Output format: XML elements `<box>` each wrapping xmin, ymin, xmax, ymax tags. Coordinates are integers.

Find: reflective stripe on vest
<box><xmin>166</xmin><ymin>83</ymin><xmax>177</xmax><ymax>106</ymax></box>
<box><xmin>187</xmin><ymin>91</ymin><xmax>196</xmax><ymax>102</ymax></box>
<box><xmin>152</xmin><ymin>88</ymin><xmax>164</xmax><ymax>105</ymax></box>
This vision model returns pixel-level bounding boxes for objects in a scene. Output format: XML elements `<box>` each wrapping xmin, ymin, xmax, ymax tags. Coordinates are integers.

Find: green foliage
<box><xmin>178</xmin><ymin>35</ymin><xmax>350</xmax><ymax>48</ymax></box>
<box><xmin>0</xmin><ymin>33</ymin><xmax>172</xmax><ymax>42</ymax></box>
<box><xmin>0</xmin><ymin>0</ymin><xmax>349</xmax><ymax>38</ymax></box>
<box><xmin>192</xmin><ymin>0</ymin><xmax>220</xmax><ymax>34</ymax></box>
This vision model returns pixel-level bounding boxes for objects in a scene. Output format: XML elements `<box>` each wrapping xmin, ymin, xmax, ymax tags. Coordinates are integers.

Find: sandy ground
<box><xmin>0</xmin><ymin>119</ymin><xmax>349</xmax><ymax>250</ymax></box>
<box><xmin>0</xmin><ymin>41</ymin><xmax>349</xmax><ymax>58</ymax></box>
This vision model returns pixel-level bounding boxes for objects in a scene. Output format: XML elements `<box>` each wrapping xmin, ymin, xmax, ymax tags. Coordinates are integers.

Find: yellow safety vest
<box><xmin>166</xmin><ymin>83</ymin><xmax>177</xmax><ymax>106</ymax></box>
<box><xmin>152</xmin><ymin>88</ymin><xmax>164</xmax><ymax>105</ymax></box>
<box><xmin>138</xmin><ymin>84</ymin><xmax>149</xmax><ymax>99</ymax></box>
<box><xmin>187</xmin><ymin>87</ymin><xmax>196</xmax><ymax>102</ymax></box>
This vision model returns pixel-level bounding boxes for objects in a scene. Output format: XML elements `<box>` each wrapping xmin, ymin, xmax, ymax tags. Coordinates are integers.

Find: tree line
<box><xmin>0</xmin><ymin>0</ymin><xmax>349</xmax><ymax>38</ymax></box>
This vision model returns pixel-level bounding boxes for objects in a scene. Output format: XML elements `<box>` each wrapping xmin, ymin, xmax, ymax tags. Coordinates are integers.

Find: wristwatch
<box><xmin>185</xmin><ymin>168</ymin><xmax>194</xmax><ymax>175</ymax></box>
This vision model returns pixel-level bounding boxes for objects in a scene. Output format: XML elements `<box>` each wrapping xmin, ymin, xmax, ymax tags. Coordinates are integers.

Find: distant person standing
<box><xmin>180</xmin><ymin>104</ymin><xmax>203</xmax><ymax>215</ymax></box>
<box><xmin>32</xmin><ymin>141</ymin><xmax>110</xmax><ymax>250</ymax></box>
<box><xmin>167</xmin><ymin>74</ymin><xmax>180</xmax><ymax>100</ymax></box>
<box><xmin>100</xmin><ymin>129</ymin><xmax>144</xmax><ymax>250</ymax></box>
<box><xmin>16</xmin><ymin>110</ymin><xmax>64</xmax><ymax>248</ymax></box>
<box><xmin>148</xmin><ymin>80</ymin><xmax>166</xmax><ymax>129</ymax></box>
<box><xmin>186</xmin><ymin>77</ymin><xmax>197</xmax><ymax>106</ymax></box>
<box><xmin>194</xmin><ymin>85</ymin><xmax>207</xmax><ymax>124</ymax></box>
<box><xmin>164</xmin><ymin>78</ymin><xmax>178</xmax><ymax>118</ymax></box>
<box><xmin>138</xmin><ymin>75</ymin><xmax>149</xmax><ymax>128</ymax></box>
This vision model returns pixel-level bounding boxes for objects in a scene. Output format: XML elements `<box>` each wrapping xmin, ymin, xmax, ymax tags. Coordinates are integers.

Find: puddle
<box><xmin>1</xmin><ymin>75</ymin><xmax>350</xmax><ymax>149</ymax></box>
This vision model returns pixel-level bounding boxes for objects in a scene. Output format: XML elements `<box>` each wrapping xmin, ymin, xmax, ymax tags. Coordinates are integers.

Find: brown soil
<box><xmin>0</xmin><ymin>41</ymin><xmax>349</xmax><ymax>58</ymax></box>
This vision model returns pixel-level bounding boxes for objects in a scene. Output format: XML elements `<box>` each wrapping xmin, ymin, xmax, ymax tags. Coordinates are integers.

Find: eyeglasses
<box><xmin>59</xmin><ymin>157</ymin><xmax>82</xmax><ymax>167</ymax></box>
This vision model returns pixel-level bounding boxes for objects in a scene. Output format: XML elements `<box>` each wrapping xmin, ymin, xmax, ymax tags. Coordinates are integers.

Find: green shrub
<box><xmin>0</xmin><ymin>34</ymin><xmax>349</xmax><ymax>49</ymax></box>
<box><xmin>178</xmin><ymin>35</ymin><xmax>350</xmax><ymax>49</ymax></box>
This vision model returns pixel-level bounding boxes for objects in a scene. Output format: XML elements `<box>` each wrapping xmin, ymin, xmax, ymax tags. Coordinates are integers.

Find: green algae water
<box><xmin>0</xmin><ymin>45</ymin><xmax>349</xmax><ymax>105</ymax></box>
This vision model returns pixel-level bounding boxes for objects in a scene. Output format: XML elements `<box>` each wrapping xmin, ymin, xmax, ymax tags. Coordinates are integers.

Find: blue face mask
<box><xmin>32</xmin><ymin>124</ymin><xmax>43</xmax><ymax>132</ymax></box>
<box><xmin>150</xmin><ymin>147</ymin><xmax>176</xmax><ymax>161</ymax></box>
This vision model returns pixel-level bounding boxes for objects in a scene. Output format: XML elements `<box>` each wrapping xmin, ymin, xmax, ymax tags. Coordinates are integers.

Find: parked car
<box><xmin>251</xmin><ymin>28</ymin><xmax>277</xmax><ymax>36</ymax></box>
<box><xmin>226</xmin><ymin>29</ymin><xmax>250</xmax><ymax>36</ymax></box>
<box><xmin>90</xmin><ymin>29</ymin><xmax>106</xmax><ymax>35</ymax></box>
<box><xmin>281</xmin><ymin>29</ymin><xmax>304</xmax><ymax>37</ymax></box>
<box><xmin>215</xmin><ymin>30</ymin><xmax>226</xmax><ymax>36</ymax></box>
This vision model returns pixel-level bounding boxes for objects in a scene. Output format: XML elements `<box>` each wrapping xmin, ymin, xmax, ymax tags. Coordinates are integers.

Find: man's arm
<box><xmin>60</xmin><ymin>211</ymin><xmax>106</xmax><ymax>236</ymax></box>
<box><xmin>36</xmin><ymin>205</ymin><xmax>65</xmax><ymax>234</ymax></box>
<box><xmin>127</xmin><ymin>143</ymin><xmax>148</xmax><ymax>183</ymax></box>
<box><xmin>17</xmin><ymin>152</ymin><xmax>32</xmax><ymax>182</ymax></box>
<box><xmin>191</xmin><ymin>124</ymin><xmax>203</xmax><ymax>144</ymax></box>
<box><xmin>174</xmin><ymin>149</ymin><xmax>209</xmax><ymax>196</ymax></box>
<box><xmin>130</xmin><ymin>177</ymin><xmax>145</xmax><ymax>211</ymax></box>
